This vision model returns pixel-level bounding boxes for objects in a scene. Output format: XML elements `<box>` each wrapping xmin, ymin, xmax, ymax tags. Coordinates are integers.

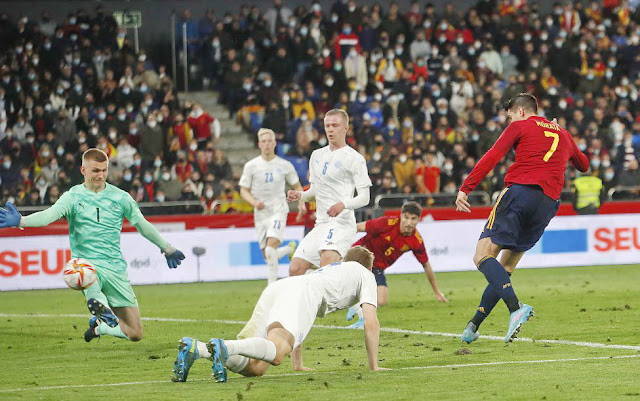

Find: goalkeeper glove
<box><xmin>163</xmin><ymin>244</ymin><xmax>185</xmax><ymax>269</ymax></box>
<box><xmin>0</xmin><ymin>202</ymin><xmax>22</xmax><ymax>228</ymax></box>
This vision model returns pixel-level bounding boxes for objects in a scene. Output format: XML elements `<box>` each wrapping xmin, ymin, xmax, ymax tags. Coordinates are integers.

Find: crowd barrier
<box><xmin>2</xmin><ymin>212</ymin><xmax>639</xmax><ymax>291</ymax></box>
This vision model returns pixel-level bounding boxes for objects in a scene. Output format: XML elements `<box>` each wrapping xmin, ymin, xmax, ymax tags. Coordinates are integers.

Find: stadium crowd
<box><xmin>1</xmin><ymin>1</ymin><xmax>640</xmax><ymax>213</ymax></box>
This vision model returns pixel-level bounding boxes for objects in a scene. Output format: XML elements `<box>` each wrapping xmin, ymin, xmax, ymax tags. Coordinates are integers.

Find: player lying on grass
<box><xmin>455</xmin><ymin>94</ymin><xmax>589</xmax><ymax>343</ymax></box>
<box><xmin>345</xmin><ymin>201</ymin><xmax>448</xmax><ymax>329</ymax></box>
<box><xmin>171</xmin><ymin>246</ymin><xmax>387</xmax><ymax>383</ymax></box>
<box><xmin>0</xmin><ymin>148</ymin><xmax>185</xmax><ymax>343</ymax></box>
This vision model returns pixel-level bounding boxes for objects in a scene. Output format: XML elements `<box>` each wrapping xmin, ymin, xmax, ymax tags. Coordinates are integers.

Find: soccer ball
<box><xmin>63</xmin><ymin>258</ymin><xmax>97</xmax><ymax>290</ymax></box>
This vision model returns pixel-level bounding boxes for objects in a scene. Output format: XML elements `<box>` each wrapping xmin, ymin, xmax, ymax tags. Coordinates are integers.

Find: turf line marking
<box><xmin>2</xmin><ymin>313</ymin><xmax>639</xmax><ymax>351</ymax></box>
<box><xmin>1</xmin><ymin>354</ymin><xmax>638</xmax><ymax>394</ymax></box>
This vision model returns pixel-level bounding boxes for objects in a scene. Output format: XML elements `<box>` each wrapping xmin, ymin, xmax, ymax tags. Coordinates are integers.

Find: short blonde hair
<box><xmin>82</xmin><ymin>148</ymin><xmax>109</xmax><ymax>165</ymax></box>
<box><xmin>257</xmin><ymin>128</ymin><xmax>276</xmax><ymax>140</ymax></box>
<box><xmin>325</xmin><ymin>109</ymin><xmax>349</xmax><ymax>126</ymax></box>
<box><xmin>343</xmin><ymin>245</ymin><xmax>374</xmax><ymax>270</ymax></box>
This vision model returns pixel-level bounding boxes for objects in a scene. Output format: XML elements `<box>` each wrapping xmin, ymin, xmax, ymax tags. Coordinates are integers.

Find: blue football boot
<box><xmin>505</xmin><ymin>304</ymin><xmax>535</xmax><ymax>343</ymax></box>
<box><xmin>171</xmin><ymin>337</ymin><xmax>200</xmax><ymax>382</ymax></box>
<box><xmin>87</xmin><ymin>298</ymin><xmax>119</xmax><ymax>327</ymax></box>
<box><xmin>346</xmin><ymin>317</ymin><xmax>365</xmax><ymax>329</ymax></box>
<box><xmin>346</xmin><ymin>306</ymin><xmax>357</xmax><ymax>322</ymax></box>
<box><xmin>207</xmin><ymin>338</ymin><xmax>229</xmax><ymax>383</ymax></box>
<box><xmin>461</xmin><ymin>322</ymin><xmax>480</xmax><ymax>344</ymax></box>
<box><xmin>84</xmin><ymin>316</ymin><xmax>100</xmax><ymax>342</ymax></box>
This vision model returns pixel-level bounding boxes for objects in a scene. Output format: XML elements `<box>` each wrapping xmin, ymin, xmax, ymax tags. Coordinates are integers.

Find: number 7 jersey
<box><xmin>460</xmin><ymin>115</ymin><xmax>589</xmax><ymax>200</ymax></box>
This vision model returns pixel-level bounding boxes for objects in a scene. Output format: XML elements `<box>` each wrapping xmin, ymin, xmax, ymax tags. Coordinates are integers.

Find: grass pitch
<box><xmin>1</xmin><ymin>264</ymin><xmax>639</xmax><ymax>400</ymax></box>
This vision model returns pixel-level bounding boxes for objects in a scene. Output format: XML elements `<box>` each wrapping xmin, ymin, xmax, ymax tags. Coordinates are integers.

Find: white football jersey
<box><xmin>309</xmin><ymin>145</ymin><xmax>371</xmax><ymax>225</ymax></box>
<box><xmin>239</xmin><ymin>155</ymin><xmax>300</xmax><ymax>217</ymax></box>
<box><xmin>306</xmin><ymin>261</ymin><xmax>378</xmax><ymax>317</ymax></box>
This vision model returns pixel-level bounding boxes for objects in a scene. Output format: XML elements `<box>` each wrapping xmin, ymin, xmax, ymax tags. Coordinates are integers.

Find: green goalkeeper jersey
<box><xmin>22</xmin><ymin>183</ymin><xmax>162</xmax><ymax>272</ymax></box>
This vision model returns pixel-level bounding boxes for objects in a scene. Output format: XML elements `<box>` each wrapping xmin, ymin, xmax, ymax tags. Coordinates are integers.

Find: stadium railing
<box><xmin>608</xmin><ymin>185</ymin><xmax>640</xmax><ymax>200</ymax></box>
<box><xmin>373</xmin><ymin>191</ymin><xmax>491</xmax><ymax>209</ymax></box>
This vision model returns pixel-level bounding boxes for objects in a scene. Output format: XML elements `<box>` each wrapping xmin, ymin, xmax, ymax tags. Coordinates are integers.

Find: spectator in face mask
<box><xmin>0</xmin><ymin>155</ymin><xmax>20</xmax><ymax>189</ymax></box>
<box><xmin>157</xmin><ymin>167</ymin><xmax>183</xmax><ymax>201</ymax></box>
<box><xmin>140</xmin><ymin>115</ymin><xmax>164</xmax><ymax>166</ymax></box>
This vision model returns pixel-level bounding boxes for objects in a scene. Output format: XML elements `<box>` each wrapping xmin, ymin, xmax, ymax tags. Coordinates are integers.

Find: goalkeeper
<box><xmin>0</xmin><ymin>148</ymin><xmax>185</xmax><ymax>343</ymax></box>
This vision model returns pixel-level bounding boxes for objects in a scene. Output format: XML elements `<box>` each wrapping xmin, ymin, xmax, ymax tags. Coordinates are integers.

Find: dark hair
<box><xmin>401</xmin><ymin>201</ymin><xmax>422</xmax><ymax>217</ymax></box>
<box><xmin>503</xmin><ymin>93</ymin><xmax>538</xmax><ymax>113</ymax></box>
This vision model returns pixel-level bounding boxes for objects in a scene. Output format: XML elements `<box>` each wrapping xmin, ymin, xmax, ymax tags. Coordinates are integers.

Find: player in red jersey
<box><xmin>345</xmin><ymin>202</ymin><xmax>448</xmax><ymax>328</ymax></box>
<box><xmin>455</xmin><ymin>93</ymin><xmax>589</xmax><ymax>344</ymax></box>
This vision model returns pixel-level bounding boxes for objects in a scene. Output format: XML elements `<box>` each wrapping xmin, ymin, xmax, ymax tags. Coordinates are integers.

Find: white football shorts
<box><xmin>237</xmin><ymin>277</ymin><xmax>321</xmax><ymax>348</ymax></box>
<box><xmin>255</xmin><ymin>213</ymin><xmax>288</xmax><ymax>249</ymax></box>
<box><xmin>292</xmin><ymin>221</ymin><xmax>356</xmax><ymax>267</ymax></box>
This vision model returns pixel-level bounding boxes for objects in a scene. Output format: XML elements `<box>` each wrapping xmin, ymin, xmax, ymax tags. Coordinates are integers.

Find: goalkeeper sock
<box><xmin>265</xmin><ymin>246</ymin><xmax>279</xmax><ymax>285</ymax></box>
<box><xmin>478</xmin><ymin>257</ymin><xmax>520</xmax><ymax>313</ymax></box>
<box><xmin>224</xmin><ymin>338</ymin><xmax>277</xmax><ymax>363</ymax></box>
<box><xmin>97</xmin><ymin>323</ymin><xmax>129</xmax><ymax>339</ymax></box>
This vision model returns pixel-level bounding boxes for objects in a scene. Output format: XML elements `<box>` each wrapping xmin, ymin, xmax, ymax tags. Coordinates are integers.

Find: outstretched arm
<box><xmin>423</xmin><ymin>261</ymin><xmax>448</xmax><ymax>303</ymax></box>
<box><xmin>133</xmin><ymin>218</ymin><xmax>185</xmax><ymax>269</ymax></box>
<box><xmin>16</xmin><ymin>191</ymin><xmax>74</xmax><ymax>227</ymax></box>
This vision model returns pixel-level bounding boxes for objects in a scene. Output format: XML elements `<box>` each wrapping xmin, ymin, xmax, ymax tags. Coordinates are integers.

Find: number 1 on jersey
<box><xmin>543</xmin><ymin>131</ymin><xmax>559</xmax><ymax>162</ymax></box>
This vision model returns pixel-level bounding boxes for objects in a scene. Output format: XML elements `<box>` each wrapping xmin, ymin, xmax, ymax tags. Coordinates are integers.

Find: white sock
<box><xmin>225</xmin><ymin>338</ymin><xmax>277</xmax><ymax>363</ymax></box>
<box><xmin>276</xmin><ymin>244</ymin><xmax>290</xmax><ymax>259</ymax></box>
<box><xmin>352</xmin><ymin>304</ymin><xmax>364</xmax><ymax>319</ymax></box>
<box><xmin>225</xmin><ymin>355</ymin><xmax>250</xmax><ymax>373</ymax></box>
<box><xmin>196</xmin><ymin>340</ymin><xmax>211</xmax><ymax>359</ymax></box>
<box><xmin>265</xmin><ymin>246</ymin><xmax>278</xmax><ymax>284</ymax></box>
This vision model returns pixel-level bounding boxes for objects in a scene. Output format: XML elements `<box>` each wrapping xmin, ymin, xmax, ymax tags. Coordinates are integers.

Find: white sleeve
<box><xmin>308</xmin><ymin>152</ymin><xmax>317</xmax><ymax>183</ymax></box>
<box><xmin>351</xmin><ymin>154</ymin><xmax>372</xmax><ymax>188</ymax></box>
<box><xmin>212</xmin><ymin>119</ymin><xmax>221</xmax><ymax>139</ymax></box>
<box><xmin>238</xmin><ymin>161</ymin><xmax>252</xmax><ymax>188</ymax></box>
<box><xmin>343</xmin><ymin>186</ymin><xmax>369</xmax><ymax>210</ymax></box>
<box><xmin>285</xmin><ymin>161</ymin><xmax>300</xmax><ymax>186</ymax></box>
<box><xmin>358</xmin><ymin>272</ymin><xmax>378</xmax><ymax>308</ymax></box>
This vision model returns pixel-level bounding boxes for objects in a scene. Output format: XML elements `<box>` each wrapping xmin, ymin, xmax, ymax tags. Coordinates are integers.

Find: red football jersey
<box><xmin>353</xmin><ymin>216</ymin><xmax>429</xmax><ymax>270</ymax></box>
<box><xmin>460</xmin><ymin>115</ymin><xmax>590</xmax><ymax>200</ymax></box>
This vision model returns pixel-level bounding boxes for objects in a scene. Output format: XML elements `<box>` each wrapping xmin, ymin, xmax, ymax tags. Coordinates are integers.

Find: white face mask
<box><xmin>372</xmin><ymin>152</ymin><xmax>381</xmax><ymax>161</ymax></box>
<box><xmin>398</xmin><ymin>154</ymin><xmax>408</xmax><ymax>164</ymax></box>
<box><xmin>154</xmin><ymin>159</ymin><xmax>162</xmax><ymax>168</ymax></box>
<box><xmin>190</xmin><ymin>143</ymin><xmax>198</xmax><ymax>151</ymax></box>
<box><xmin>148</xmin><ymin>121</ymin><xmax>157</xmax><ymax>128</ymax></box>
<box><xmin>162</xmin><ymin>172</ymin><xmax>171</xmax><ymax>181</ymax></box>
<box><xmin>205</xmin><ymin>190</ymin><xmax>214</xmax><ymax>198</ymax></box>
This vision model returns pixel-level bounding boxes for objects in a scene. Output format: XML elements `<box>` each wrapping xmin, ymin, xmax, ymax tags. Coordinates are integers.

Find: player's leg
<box><xmin>112</xmin><ymin>306</ymin><xmax>143</xmax><ymax>341</ymax></box>
<box><xmin>289</xmin><ymin>224</ymin><xmax>323</xmax><ymax>275</ymax></box>
<box><xmin>86</xmin><ymin>270</ymin><xmax>141</xmax><ymax>341</ymax></box>
<box><xmin>319</xmin><ymin>249</ymin><xmax>341</xmax><ymax>266</ymax></box>
<box><xmin>264</xmin><ymin>237</ymin><xmax>282</xmax><ymax>285</ymax></box>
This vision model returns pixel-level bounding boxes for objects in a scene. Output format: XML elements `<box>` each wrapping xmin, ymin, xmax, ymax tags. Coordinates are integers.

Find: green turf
<box><xmin>1</xmin><ymin>264</ymin><xmax>639</xmax><ymax>400</ymax></box>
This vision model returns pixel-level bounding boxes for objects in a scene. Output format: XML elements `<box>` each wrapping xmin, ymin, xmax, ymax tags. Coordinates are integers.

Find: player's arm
<box><xmin>1</xmin><ymin>191</ymin><xmax>74</xmax><ymax>228</ymax></box>
<box><xmin>125</xmin><ymin>195</ymin><xmax>185</xmax><ymax>269</ymax></box>
<box><xmin>422</xmin><ymin>261</ymin><xmax>448</xmax><ymax>303</ymax></box>
<box><xmin>292</xmin><ymin>181</ymin><xmax>306</xmax><ymax>220</ymax></box>
<box><xmin>239</xmin><ymin>186</ymin><xmax>264</xmax><ymax>210</ymax></box>
<box><xmin>362</xmin><ymin>303</ymin><xmax>386</xmax><ymax>371</ymax></box>
<box><xmin>568</xmin><ymin>134</ymin><xmax>590</xmax><ymax>172</ymax></box>
<box><xmin>356</xmin><ymin>221</ymin><xmax>367</xmax><ymax>232</ymax></box>
<box><xmin>287</xmin><ymin>183</ymin><xmax>315</xmax><ymax>202</ymax></box>
<box><xmin>327</xmin><ymin>186</ymin><xmax>371</xmax><ymax>217</ymax></box>
<box><xmin>456</xmin><ymin>123</ymin><xmax>520</xmax><ymax>212</ymax></box>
